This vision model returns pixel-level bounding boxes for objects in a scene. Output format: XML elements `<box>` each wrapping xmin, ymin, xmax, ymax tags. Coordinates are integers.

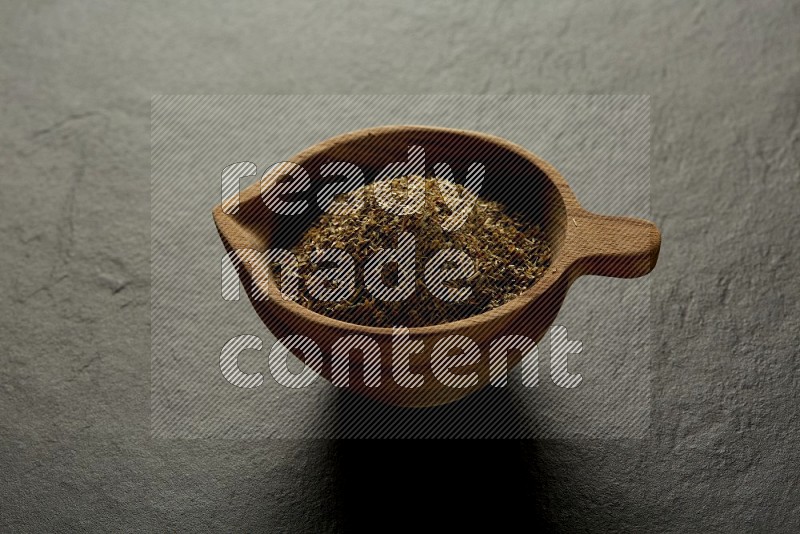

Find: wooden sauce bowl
<box><xmin>213</xmin><ymin>126</ymin><xmax>661</xmax><ymax>407</ymax></box>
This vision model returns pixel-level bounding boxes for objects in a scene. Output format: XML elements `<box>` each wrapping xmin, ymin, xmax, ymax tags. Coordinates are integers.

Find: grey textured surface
<box><xmin>1</xmin><ymin>0</ymin><xmax>798</xmax><ymax>531</ymax></box>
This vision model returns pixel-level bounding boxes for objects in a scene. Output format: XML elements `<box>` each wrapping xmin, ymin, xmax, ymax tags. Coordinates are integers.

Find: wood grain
<box><xmin>212</xmin><ymin>125</ymin><xmax>661</xmax><ymax>407</ymax></box>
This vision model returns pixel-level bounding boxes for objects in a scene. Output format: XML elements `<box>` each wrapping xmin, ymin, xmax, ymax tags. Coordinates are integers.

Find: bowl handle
<box><xmin>567</xmin><ymin>210</ymin><xmax>661</xmax><ymax>279</ymax></box>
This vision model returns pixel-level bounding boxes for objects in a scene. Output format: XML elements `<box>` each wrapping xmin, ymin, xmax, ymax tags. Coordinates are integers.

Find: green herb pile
<box><xmin>290</xmin><ymin>176</ymin><xmax>551</xmax><ymax>327</ymax></box>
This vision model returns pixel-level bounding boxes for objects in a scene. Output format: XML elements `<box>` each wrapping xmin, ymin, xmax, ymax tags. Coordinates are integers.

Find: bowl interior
<box><xmin>240</xmin><ymin>128</ymin><xmax>567</xmax><ymax>267</ymax></box>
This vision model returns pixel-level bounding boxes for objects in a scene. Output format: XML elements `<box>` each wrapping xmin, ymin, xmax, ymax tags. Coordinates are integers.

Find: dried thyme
<box><xmin>289</xmin><ymin>176</ymin><xmax>551</xmax><ymax>327</ymax></box>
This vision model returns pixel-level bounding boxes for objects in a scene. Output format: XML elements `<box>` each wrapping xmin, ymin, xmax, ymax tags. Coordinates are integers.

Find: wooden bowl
<box><xmin>213</xmin><ymin>125</ymin><xmax>660</xmax><ymax>407</ymax></box>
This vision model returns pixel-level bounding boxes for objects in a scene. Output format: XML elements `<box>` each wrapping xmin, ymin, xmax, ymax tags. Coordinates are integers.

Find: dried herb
<box><xmin>290</xmin><ymin>175</ymin><xmax>551</xmax><ymax>327</ymax></box>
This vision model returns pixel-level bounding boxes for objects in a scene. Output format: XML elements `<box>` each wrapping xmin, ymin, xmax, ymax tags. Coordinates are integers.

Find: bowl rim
<box><xmin>215</xmin><ymin>124</ymin><xmax>585</xmax><ymax>336</ymax></box>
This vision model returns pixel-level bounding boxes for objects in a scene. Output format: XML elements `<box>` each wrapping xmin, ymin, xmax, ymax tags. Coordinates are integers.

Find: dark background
<box><xmin>1</xmin><ymin>0</ymin><xmax>798</xmax><ymax>531</ymax></box>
